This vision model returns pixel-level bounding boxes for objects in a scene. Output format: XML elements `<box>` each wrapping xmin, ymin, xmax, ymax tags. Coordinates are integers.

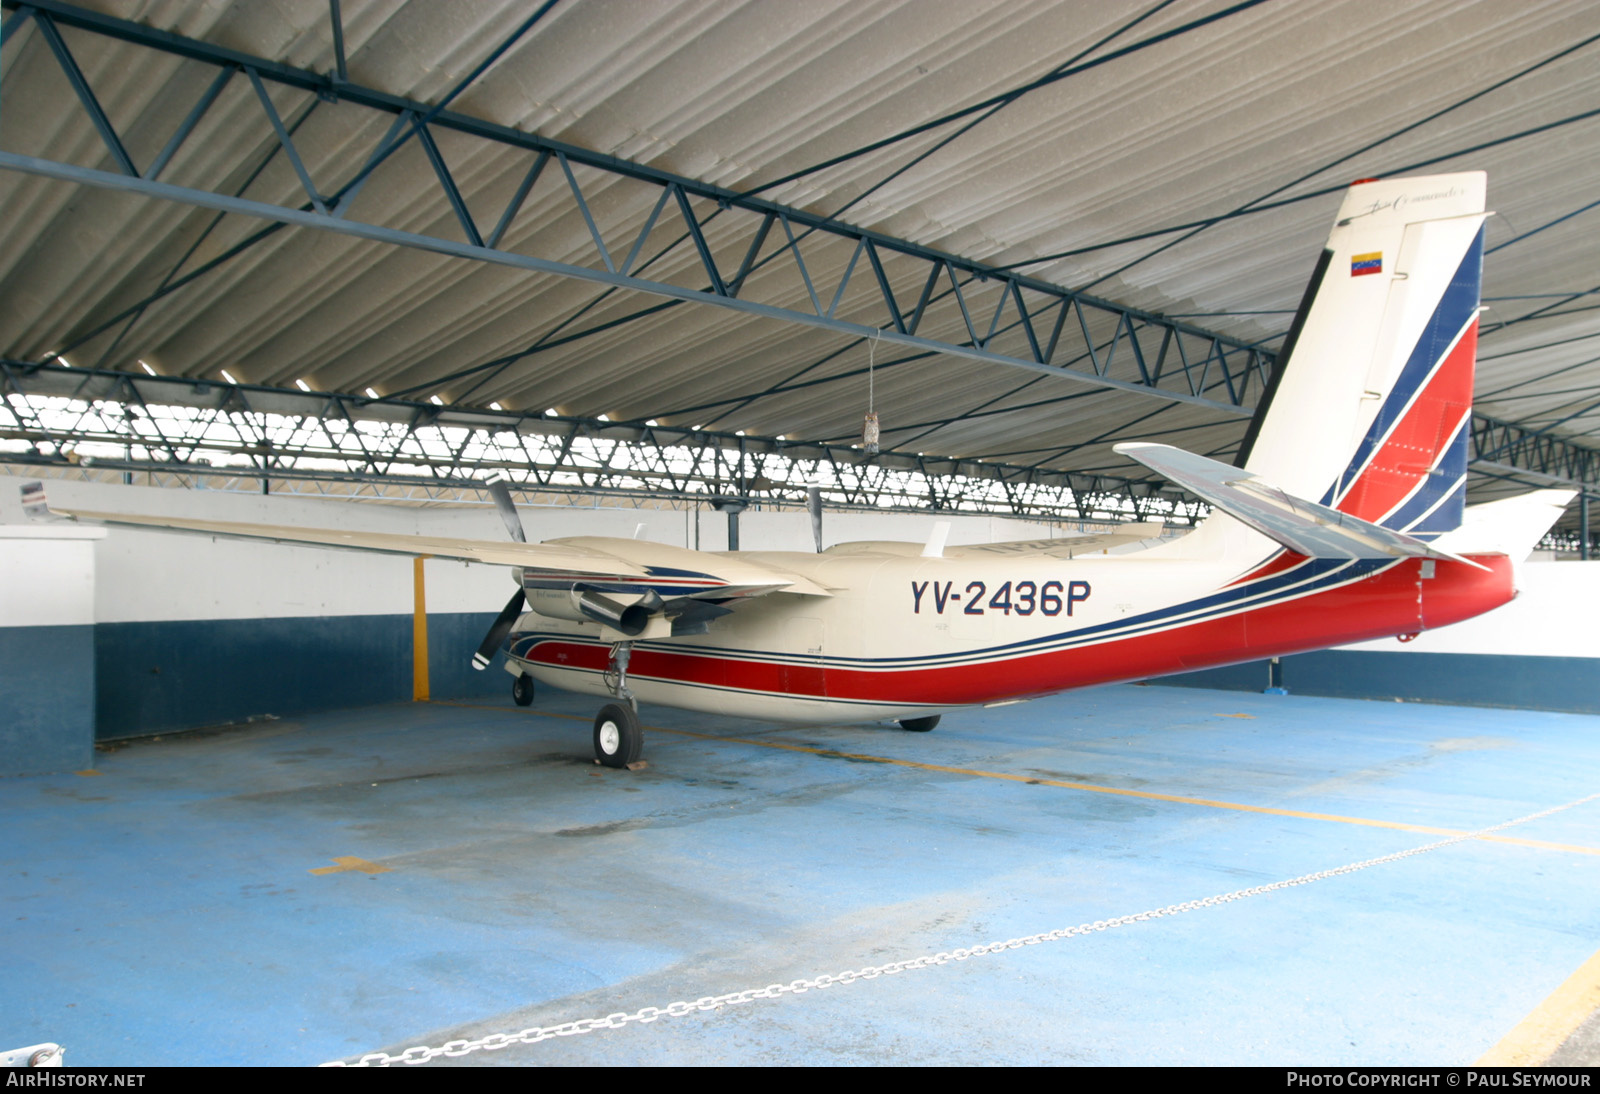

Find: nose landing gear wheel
<box><xmin>594</xmin><ymin>702</ymin><xmax>643</xmax><ymax>768</ymax></box>
<box><xmin>898</xmin><ymin>715</ymin><xmax>940</xmax><ymax>732</ymax></box>
<box><xmin>511</xmin><ymin>673</ymin><xmax>535</xmax><ymax>707</ymax></box>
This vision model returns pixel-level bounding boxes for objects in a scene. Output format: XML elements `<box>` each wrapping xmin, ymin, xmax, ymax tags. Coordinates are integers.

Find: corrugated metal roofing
<box><xmin>1</xmin><ymin>0</ymin><xmax>1598</xmax><ymax>490</ymax></box>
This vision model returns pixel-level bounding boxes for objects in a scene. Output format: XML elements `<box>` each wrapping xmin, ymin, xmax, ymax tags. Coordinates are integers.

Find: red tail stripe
<box><xmin>1337</xmin><ymin>319</ymin><xmax>1477</xmax><ymax>522</ymax></box>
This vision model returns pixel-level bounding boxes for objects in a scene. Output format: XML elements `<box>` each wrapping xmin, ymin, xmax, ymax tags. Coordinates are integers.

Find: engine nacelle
<box><xmin>525</xmin><ymin>586</ymin><xmax>653</xmax><ymax>637</ymax></box>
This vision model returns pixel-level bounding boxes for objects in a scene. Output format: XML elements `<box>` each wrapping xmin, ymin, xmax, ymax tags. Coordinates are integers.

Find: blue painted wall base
<box><xmin>94</xmin><ymin>612</ymin><xmax>508</xmax><ymax>739</ymax></box>
<box><xmin>0</xmin><ymin>624</ymin><xmax>96</xmax><ymax>774</ymax></box>
<box><xmin>1151</xmin><ymin>649</ymin><xmax>1600</xmax><ymax>714</ymax></box>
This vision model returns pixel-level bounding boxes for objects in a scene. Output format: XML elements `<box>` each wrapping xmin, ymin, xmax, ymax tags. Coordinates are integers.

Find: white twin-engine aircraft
<box><xmin>25</xmin><ymin>173</ymin><xmax>1573</xmax><ymax>768</ymax></box>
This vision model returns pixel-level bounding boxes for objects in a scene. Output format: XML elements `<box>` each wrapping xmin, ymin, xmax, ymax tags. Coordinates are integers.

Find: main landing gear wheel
<box><xmin>898</xmin><ymin>715</ymin><xmax>940</xmax><ymax>732</ymax></box>
<box><xmin>594</xmin><ymin>703</ymin><xmax>643</xmax><ymax>768</ymax></box>
<box><xmin>511</xmin><ymin>673</ymin><xmax>535</xmax><ymax>707</ymax></box>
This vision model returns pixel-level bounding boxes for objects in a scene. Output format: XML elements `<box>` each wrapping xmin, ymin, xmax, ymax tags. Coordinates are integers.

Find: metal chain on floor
<box><xmin>325</xmin><ymin>790</ymin><xmax>1599</xmax><ymax>1067</ymax></box>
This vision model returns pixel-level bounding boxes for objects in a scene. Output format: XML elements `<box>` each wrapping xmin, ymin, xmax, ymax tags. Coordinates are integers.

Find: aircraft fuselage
<box><xmin>506</xmin><ymin>540</ymin><xmax>1514</xmax><ymax>724</ymax></box>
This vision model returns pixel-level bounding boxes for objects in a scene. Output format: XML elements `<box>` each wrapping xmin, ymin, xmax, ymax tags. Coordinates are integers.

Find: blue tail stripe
<box><xmin>1324</xmin><ymin>223</ymin><xmax>1484</xmax><ymax>512</ymax></box>
<box><xmin>1400</xmin><ymin>478</ymin><xmax>1468</xmax><ymax>540</ymax></box>
<box><xmin>1382</xmin><ymin>416</ymin><xmax>1471</xmax><ymax>535</ymax></box>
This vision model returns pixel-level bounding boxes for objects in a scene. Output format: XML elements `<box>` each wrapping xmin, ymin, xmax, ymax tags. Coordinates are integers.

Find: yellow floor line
<box><xmin>309</xmin><ymin>855</ymin><xmax>392</xmax><ymax>876</ymax></box>
<box><xmin>1477</xmin><ymin>946</ymin><xmax>1600</xmax><ymax>1065</ymax></box>
<box><xmin>436</xmin><ymin>701</ymin><xmax>1600</xmax><ymax>857</ymax></box>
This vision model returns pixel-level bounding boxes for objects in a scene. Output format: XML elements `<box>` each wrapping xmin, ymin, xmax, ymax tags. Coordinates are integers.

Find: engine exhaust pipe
<box><xmin>525</xmin><ymin>585</ymin><xmax>662</xmax><ymax>636</ymax></box>
<box><xmin>573</xmin><ymin>590</ymin><xmax>651</xmax><ymax>636</ymax></box>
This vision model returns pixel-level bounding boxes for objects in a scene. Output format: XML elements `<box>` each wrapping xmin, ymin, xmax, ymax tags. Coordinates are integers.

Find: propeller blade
<box><xmin>484</xmin><ymin>471</ymin><xmax>526</xmax><ymax>543</ymax></box>
<box><xmin>807</xmin><ymin>486</ymin><xmax>823</xmax><ymax>553</ymax></box>
<box><xmin>472</xmin><ymin>589</ymin><xmax>526</xmax><ymax>670</ymax></box>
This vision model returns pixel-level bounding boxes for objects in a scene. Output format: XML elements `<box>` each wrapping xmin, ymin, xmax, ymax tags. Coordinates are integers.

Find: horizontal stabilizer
<box><xmin>1115</xmin><ymin>443</ymin><xmax>1488</xmax><ymax>570</ymax></box>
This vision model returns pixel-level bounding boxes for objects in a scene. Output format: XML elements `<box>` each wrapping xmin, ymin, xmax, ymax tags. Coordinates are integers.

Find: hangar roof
<box><xmin>1</xmin><ymin>0</ymin><xmax>1597</xmax><ymax>525</ymax></box>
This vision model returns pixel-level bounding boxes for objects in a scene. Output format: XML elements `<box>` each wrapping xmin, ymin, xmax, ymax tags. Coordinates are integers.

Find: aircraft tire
<box><xmin>898</xmin><ymin>715</ymin><xmax>940</xmax><ymax>732</ymax></box>
<box><xmin>594</xmin><ymin>703</ymin><xmax>643</xmax><ymax>768</ymax></box>
<box><xmin>511</xmin><ymin>673</ymin><xmax>535</xmax><ymax>707</ymax></box>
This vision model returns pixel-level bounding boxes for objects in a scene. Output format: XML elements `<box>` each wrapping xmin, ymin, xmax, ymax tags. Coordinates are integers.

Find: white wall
<box><xmin>0</xmin><ymin>476</ymin><xmax>508</xmax><ymax>622</ymax></box>
<box><xmin>0</xmin><ymin>526</ymin><xmax>104</xmax><ymax>627</ymax></box>
<box><xmin>1340</xmin><ymin>561</ymin><xmax>1600</xmax><ymax>658</ymax></box>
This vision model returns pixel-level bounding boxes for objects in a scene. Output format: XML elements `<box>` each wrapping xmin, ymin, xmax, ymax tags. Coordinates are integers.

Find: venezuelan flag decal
<box><xmin>1351</xmin><ymin>251</ymin><xmax>1383</xmax><ymax>276</ymax></box>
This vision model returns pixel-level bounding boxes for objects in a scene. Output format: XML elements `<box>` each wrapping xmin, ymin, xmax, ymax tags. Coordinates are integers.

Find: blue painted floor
<box><xmin>2</xmin><ymin>684</ymin><xmax>1597</xmax><ymax>1067</ymax></box>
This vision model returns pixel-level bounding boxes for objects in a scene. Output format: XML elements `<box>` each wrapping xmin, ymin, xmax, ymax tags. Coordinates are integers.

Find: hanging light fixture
<box><xmin>862</xmin><ymin>330</ymin><xmax>882</xmax><ymax>455</ymax></box>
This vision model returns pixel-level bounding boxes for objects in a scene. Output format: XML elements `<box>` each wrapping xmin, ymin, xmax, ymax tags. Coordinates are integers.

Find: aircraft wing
<box><xmin>821</xmin><ymin>523</ymin><xmax>1165</xmax><ymax>559</ymax></box>
<box><xmin>1114</xmin><ymin>442</ymin><xmax>1490</xmax><ymax>570</ymax></box>
<box><xmin>20</xmin><ymin>482</ymin><xmax>829</xmax><ymax>600</ymax></box>
<box><xmin>941</xmin><ymin>524</ymin><xmax>1167</xmax><ymax>558</ymax></box>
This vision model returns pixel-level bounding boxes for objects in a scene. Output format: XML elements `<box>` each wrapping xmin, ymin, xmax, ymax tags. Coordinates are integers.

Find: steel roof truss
<box><xmin>1473</xmin><ymin>414</ymin><xmax>1600</xmax><ymax>485</ymax></box>
<box><xmin>775</xmin><ymin>213</ymin><xmax>824</xmax><ymax>318</ymax></box>
<box><xmin>0</xmin><ymin>2</ymin><xmax>1271</xmax><ymax>414</ymax></box>
<box><xmin>726</xmin><ymin>211</ymin><xmax>774</xmax><ymax>298</ymax></box>
<box><xmin>558</xmin><ymin>152</ymin><xmax>611</xmax><ymax>273</ymax></box>
<box><xmin>0</xmin><ymin>4</ymin><xmax>33</xmax><ymax>46</ymax></box>
<box><xmin>487</xmin><ymin>149</ymin><xmax>549</xmax><ymax>250</ymax></box>
<box><xmin>864</xmin><ymin>241</ymin><xmax>905</xmax><ymax>334</ymax></box>
<box><xmin>247</xmin><ymin>66</ymin><xmax>327</xmax><ymax>215</ymax></box>
<box><xmin>34</xmin><ymin>12</ymin><xmax>135</xmax><ymax>176</ymax></box>
<box><xmin>670</xmin><ymin>182</ymin><xmax>726</xmax><ymax>297</ymax></box>
<box><xmin>821</xmin><ymin>237</ymin><xmax>862</xmax><ymax>320</ymax></box>
<box><xmin>416</xmin><ymin>116</ymin><xmax>481</xmax><ymax>246</ymax></box>
<box><xmin>147</xmin><ymin>64</ymin><xmax>234</xmax><ymax>183</ymax></box>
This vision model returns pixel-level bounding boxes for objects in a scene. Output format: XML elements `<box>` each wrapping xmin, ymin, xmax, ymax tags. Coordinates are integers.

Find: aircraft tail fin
<box><xmin>1238</xmin><ymin>173</ymin><xmax>1487</xmax><ymax>540</ymax></box>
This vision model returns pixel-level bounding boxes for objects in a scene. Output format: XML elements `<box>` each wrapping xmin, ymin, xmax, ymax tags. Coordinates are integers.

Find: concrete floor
<box><xmin>3</xmin><ymin>683</ymin><xmax>1598</xmax><ymax>1067</ymax></box>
